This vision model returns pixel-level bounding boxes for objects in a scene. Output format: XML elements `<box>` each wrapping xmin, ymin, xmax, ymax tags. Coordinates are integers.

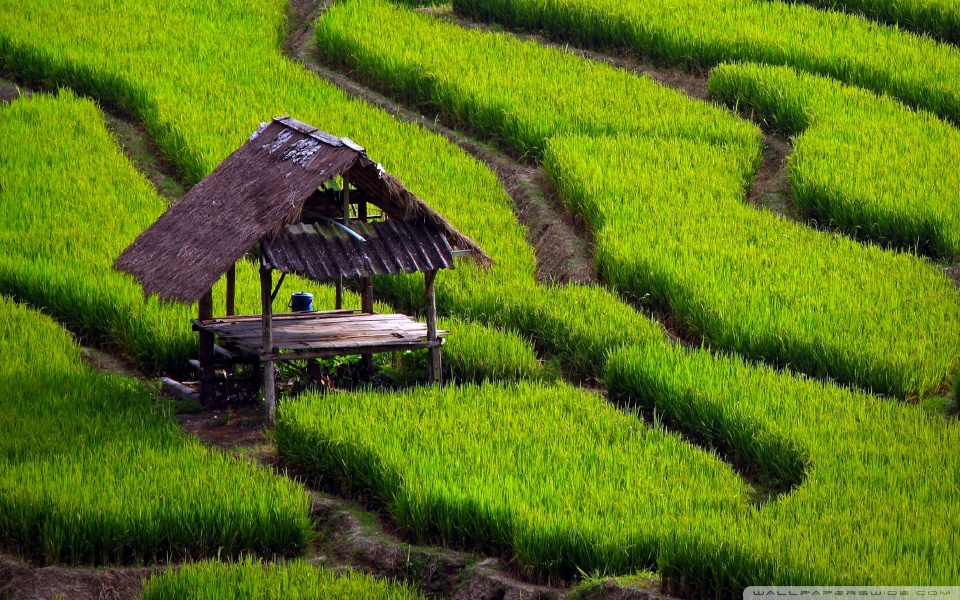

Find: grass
<box><xmin>0</xmin><ymin>295</ymin><xmax>312</xmax><ymax>565</ymax></box>
<box><xmin>314</xmin><ymin>0</ymin><xmax>960</xmax><ymax>399</ymax></box>
<box><xmin>141</xmin><ymin>557</ymin><xmax>424</xmax><ymax>599</ymax></box>
<box><xmin>451</xmin><ymin>0</ymin><xmax>960</xmax><ymax>126</ymax></box>
<box><xmin>709</xmin><ymin>62</ymin><xmax>960</xmax><ymax>263</ymax></box>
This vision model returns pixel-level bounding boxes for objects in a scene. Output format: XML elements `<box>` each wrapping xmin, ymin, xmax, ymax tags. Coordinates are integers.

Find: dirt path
<box><xmin>0</xmin><ymin>555</ymin><xmax>155</xmax><ymax>600</ymax></box>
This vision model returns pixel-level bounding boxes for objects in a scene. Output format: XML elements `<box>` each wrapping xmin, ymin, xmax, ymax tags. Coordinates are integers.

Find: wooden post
<box><xmin>360</xmin><ymin>275</ymin><xmax>375</xmax><ymax>374</ymax></box>
<box><xmin>198</xmin><ymin>288</ymin><xmax>217</xmax><ymax>404</ymax></box>
<box><xmin>260</xmin><ymin>258</ymin><xmax>276</xmax><ymax>425</ymax></box>
<box><xmin>424</xmin><ymin>269</ymin><xmax>441</xmax><ymax>384</ymax></box>
<box><xmin>337</xmin><ymin>174</ymin><xmax>351</xmax><ymax>311</ymax></box>
<box><xmin>342</xmin><ymin>173</ymin><xmax>351</xmax><ymax>226</ymax></box>
<box><xmin>225</xmin><ymin>262</ymin><xmax>236</xmax><ymax>317</ymax></box>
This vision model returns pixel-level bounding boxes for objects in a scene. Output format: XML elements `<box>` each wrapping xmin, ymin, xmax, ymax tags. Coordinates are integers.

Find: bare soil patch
<box><xmin>0</xmin><ymin>555</ymin><xmax>155</xmax><ymax>600</ymax></box>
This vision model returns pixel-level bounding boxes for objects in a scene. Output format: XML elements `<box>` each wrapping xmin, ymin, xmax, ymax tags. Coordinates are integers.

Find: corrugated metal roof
<box><xmin>261</xmin><ymin>218</ymin><xmax>454</xmax><ymax>281</ymax></box>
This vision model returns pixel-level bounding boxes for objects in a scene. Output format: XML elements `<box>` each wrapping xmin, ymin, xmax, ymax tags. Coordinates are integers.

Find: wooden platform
<box><xmin>192</xmin><ymin>309</ymin><xmax>446</xmax><ymax>361</ymax></box>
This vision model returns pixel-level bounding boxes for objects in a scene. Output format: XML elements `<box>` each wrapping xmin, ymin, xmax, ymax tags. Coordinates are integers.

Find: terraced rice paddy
<box><xmin>710</xmin><ymin>62</ymin><xmax>960</xmax><ymax>262</ymax></box>
<box><xmin>0</xmin><ymin>293</ymin><xmax>312</xmax><ymax>565</ymax></box>
<box><xmin>315</xmin><ymin>0</ymin><xmax>960</xmax><ymax>399</ymax></box>
<box><xmin>2</xmin><ymin>0</ymin><xmax>960</xmax><ymax>594</ymax></box>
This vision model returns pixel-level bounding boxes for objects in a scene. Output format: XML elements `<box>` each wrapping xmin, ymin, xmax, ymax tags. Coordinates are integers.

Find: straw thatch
<box><xmin>114</xmin><ymin>116</ymin><xmax>490</xmax><ymax>303</ymax></box>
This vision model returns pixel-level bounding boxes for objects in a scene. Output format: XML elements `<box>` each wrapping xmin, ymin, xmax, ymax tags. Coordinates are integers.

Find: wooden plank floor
<box><xmin>193</xmin><ymin>310</ymin><xmax>447</xmax><ymax>359</ymax></box>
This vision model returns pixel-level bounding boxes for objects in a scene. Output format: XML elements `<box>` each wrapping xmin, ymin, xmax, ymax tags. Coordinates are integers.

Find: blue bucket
<box><xmin>289</xmin><ymin>291</ymin><xmax>314</xmax><ymax>312</ymax></box>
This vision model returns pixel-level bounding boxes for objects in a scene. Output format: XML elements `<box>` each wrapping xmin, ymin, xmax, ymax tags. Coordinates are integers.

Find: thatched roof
<box><xmin>114</xmin><ymin>116</ymin><xmax>490</xmax><ymax>303</ymax></box>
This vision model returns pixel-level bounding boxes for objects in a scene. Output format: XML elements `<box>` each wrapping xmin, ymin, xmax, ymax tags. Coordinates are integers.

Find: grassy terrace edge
<box><xmin>451</xmin><ymin>0</ymin><xmax>960</xmax><ymax>126</ymax></box>
<box><xmin>0</xmin><ymin>286</ymin><xmax>312</xmax><ymax>564</ymax></box>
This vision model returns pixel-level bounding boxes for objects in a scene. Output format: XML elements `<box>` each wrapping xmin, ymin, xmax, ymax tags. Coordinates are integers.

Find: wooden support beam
<box><xmin>335</xmin><ymin>276</ymin><xmax>343</xmax><ymax>310</ymax></box>
<box><xmin>260</xmin><ymin>258</ymin><xmax>276</xmax><ymax>426</ymax></box>
<box><xmin>424</xmin><ymin>269</ymin><xmax>441</xmax><ymax>384</ymax></box>
<box><xmin>342</xmin><ymin>172</ymin><xmax>351</xmax><ymax>226</ymax></box>
<box><xmin>198</xmin><ymin>288</ymin><xmax>217</xmax><ymax>404</ymax></box>
<box><xmin>161</xmin><ymin>377</ymin><xmax>199</xmax><ymax>402</ymax></box>
<box><xmin>360</xmin><ymin>275</ymin><xmax>374</xmax><ymax>374</ymax></box>
<box><xmin>225</xmin><ymin>262</ymin><xmax>236</xmax><ymax>317</ymax></box>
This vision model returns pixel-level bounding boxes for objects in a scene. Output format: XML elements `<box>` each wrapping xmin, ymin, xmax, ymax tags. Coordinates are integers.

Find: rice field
<box><xmin>0</xmin><ymin>90</ymin><xmax>535</xmax><ymax>383</ymax></box>
<box><xmin>141</xmin><ymin>558</ymin><xmax>424</xmax><ymax>599</ymax></box>
<box><xmin>2</xmin><ymin>0</ymin><xmax>960</xmax><ymax>593</ymax></box>
<box><xmin>277</xmin><ymin>372</ymin><xmax>960</xmax><ymax>588</ymax></box>
<box><xmin>709</xmin><ymin>62</ymin><xmax>960</xmax><ymax>263</ymax></box>
<box><xmin>452</xmin><ymin>0</ymin><xmax>960</xmax><ymax>124</ymax></box>
<box><xmin>315</xmin><ymin>0</ymin><xmax>960</xmax><ymax>399</ymax></box>
<box><xmin>0</xmin><ymin>294</ymin><xmax>312</xmax><ymax>565</ymax></box>
<box><xmin>787</xmin><ymin>0</ymin><xmax>960</xmax><ymax>45</ymax></box>
<box><xmin>545</xmin><ymin>134</ymin><xmax>960</xmax><ymax>398</ymax></box>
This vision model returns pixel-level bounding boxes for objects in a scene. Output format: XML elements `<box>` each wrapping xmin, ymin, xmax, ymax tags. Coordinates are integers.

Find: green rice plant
<box><xmin>451</xmin><ymin>0</ymin><xmax>960</xmax><ymax>125</ymax></box>
<box><xmin>0</xmin><ymin>295</ymin><xmax>312</xmax><ymax>565</ymax></box>
<box><xmin>141</xmin><ymin>557</ymin><xmax>423</xmax><ymax>599</ymax></box>
<box><xmin>314</xmin><ymin>0</ymin><xmax>960</xmax><ymax>398</ymax></box>
<box><xmin>710</xmin><ymin>62</ymin><xmax>960</xmax><ymax>262</ymax></box>
<box><xmin>278</xmin><ymin>371</ymin><xmax>960</xmax><ymax>588</ymax></box>
<box><xmin>0</xmin><ymin>0</ymin><xmax>673</xmax><ymax>384</ymax></box>
<box><xmin>314</xmin><ymin>0</ymin><xmax>760</xmax><ymax>161</ymax></box>
<box><xmin>545</xmin><ymin>134</ymin><xmax>960</xmax><ymax>398</ymax></box>
<box><xmin>8</xmin><ymin>0</ymin><xmax>960</xmax><ymax>589</ymax></box>
<box><xmin>0</xmin><ymin>90</ymin><xmax>537</xmax><ymax>384</ymax></box>
<box><xmin>783</xmin><ymin>0</ymin><xmax>960</xmax><ymax>45</ymax></box>
<box><xmin>438</xmin><ymin>318</ymin><xmax>544</xmax><ymax>383</ymax></box>
<box><xmin>605</xmin><ymin>342</ymin><xmax>960</xmax><ymax>587</ymax></box>
<box><xmin>276</xmin><ymin>382</ymin><xmax>757</xmax><ymax>584</ymax></box>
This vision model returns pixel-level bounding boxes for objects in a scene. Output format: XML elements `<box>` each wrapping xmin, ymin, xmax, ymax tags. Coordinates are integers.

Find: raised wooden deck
<box><xmin>192</xmin><ymin>309</ymin><xmax>446</xmax><ymax>361</ymax></box>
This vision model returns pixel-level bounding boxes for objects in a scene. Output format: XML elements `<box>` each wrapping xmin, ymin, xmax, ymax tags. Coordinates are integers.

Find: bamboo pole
<box><xmin>198</xmin><ymin>288</ymin><xmax>216</xmax><ymax>404</ymax></box>
<box><xmin>260</xmin><ymin>258</ymin><xmax>276</xmax><ymax>425</ymax></box>
<box><xmin>424</xmin><ymin>269</ymin><xmax>441</xmax><ymax>384</ymax></box>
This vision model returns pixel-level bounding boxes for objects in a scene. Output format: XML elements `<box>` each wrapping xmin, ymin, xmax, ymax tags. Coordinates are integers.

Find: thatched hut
<box><xmin>115</xmin><ymin>116</ymin><xmax>489</xmax><ymax>423</ymax></box>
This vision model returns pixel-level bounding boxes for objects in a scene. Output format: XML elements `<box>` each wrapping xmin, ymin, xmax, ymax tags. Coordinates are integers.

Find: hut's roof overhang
<box><xmin>114</xmin><ymin>116</ymin><xmax>489</xmax><ymax>303</ymax></box>
<box><xmin>262</xmin><ymin>219</ymin><xmax>455</xmax><ymax>282</ymax></box>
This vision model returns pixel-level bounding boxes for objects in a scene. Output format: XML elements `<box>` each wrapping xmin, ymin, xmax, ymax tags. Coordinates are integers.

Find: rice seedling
<box><xmin>141</xmin><ymin>557</ymin><xmax>424</xmax><ymax>599</ymax></box>
<box><xmin>0</xmin><ymin>295</ymin><xmax>313</xmax><ymax>565</ymax></box>
<box><xmin>451</xmin><ymin>0</ymin><xmax>960</xmax><ymax>125</ymax></box>
<box><xmin>710</xmin><ymin>62</ymin><xmax>960</xmax><ymax>262</ymax></box>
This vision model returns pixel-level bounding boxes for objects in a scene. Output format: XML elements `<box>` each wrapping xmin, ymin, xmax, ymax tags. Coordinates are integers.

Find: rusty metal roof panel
<box><xmin>262</xmin><ymin>218</ymin><xmax>453</xmax><ymax>282</ymax></box>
